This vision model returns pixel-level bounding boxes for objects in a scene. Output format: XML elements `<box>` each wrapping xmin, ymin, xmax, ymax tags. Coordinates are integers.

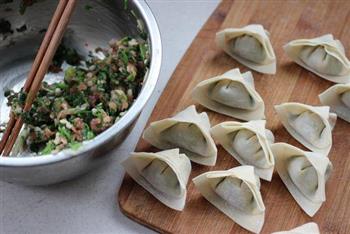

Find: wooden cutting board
<box><xmin>118</xmin><ymin>0</ymin><xmax>350</xmax><ymax>233</ymax></box>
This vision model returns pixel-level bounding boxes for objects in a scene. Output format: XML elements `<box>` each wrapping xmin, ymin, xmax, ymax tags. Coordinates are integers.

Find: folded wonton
<box><xmin>272</xmin><ymin>222</ymin><xmax>320</xmax><ymax>234</ymax></box>
<box><xmin>211</xmin><ymin>120</ymin><xmax>274</xmax><ymax>181</ymax></box>
<box><xmin>216</xmin><ymin>24</ymin><xmax>276</xmax><ymax>74</ymax></box>
<box><xmin>193</xmin><ymin>166</ymin><xmax>265</xmax><ymax>233</ymax></box>
<box><xmin>319</xmin><ymin>83</ymin><xmax>350</xmax><ymax>123</ymax></box>
<box><xmin>121</xmin><ymin>149</ymin><xmax>191</xmax><ymax>211</ymax></box>
<box><xmin>271</xmin><ymin>143</ymin><xmax>332</xmax><ymax>217</ymax></box>
<box><xmin>275</xmin><ymin>102</ymin><xmax>337</xmax><ymax>155</ymax></box>
<box><xmin>143</xmin><ymin>105</ymin><xmax>217</xmax><ymax>166</ymax></box>
<box><xmin>284</xmin><ymin>34</ymin><xmax>350</xmax><ymax>83</ymax></box>
<box><xmin>192</xmin><ymin>68</ymin><xmax>265</xmax><ymax>121</ymax></box>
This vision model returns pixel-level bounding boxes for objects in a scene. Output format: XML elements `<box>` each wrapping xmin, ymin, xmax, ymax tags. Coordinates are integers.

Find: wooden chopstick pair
<box><xmin>0</xmin><ymin>0</ymin><xmax>77</xmax><ymax>156</ymax></box>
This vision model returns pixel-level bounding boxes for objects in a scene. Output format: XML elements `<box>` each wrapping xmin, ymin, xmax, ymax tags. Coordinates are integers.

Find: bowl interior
<box><xmin>0</xmin><ymin>0</ymin><xmax>160</xmax><ymax>160</ymax></box>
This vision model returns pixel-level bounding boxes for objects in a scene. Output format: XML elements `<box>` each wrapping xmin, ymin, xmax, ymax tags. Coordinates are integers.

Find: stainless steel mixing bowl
<box><xmin>0</xmin><ymin>0</ymin><xmax>161</xmax><ymax>185</ymax></box>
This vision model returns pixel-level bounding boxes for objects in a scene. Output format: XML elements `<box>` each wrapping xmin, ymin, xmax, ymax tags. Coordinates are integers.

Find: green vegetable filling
<box><xmin>5</xmin><ymin>36</ymin><xmax>150</xmax><ymax>154</ymax></box>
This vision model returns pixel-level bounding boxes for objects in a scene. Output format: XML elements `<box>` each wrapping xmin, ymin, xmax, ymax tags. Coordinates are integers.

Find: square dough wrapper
<box><xmin>121</xmin><ymin>149</ymin><xmax>191</xmax><ymax>211</ymax></box>
<box><xmin>143</xmin><ymin>105</ymin><xmax>217</xmax><ymax>166</ymax></box>
<box><xmin>319</xmin><ymin>83</ymin><xmax>350</xmax><ymax>123</ymax></box>
<box><xmin>193</xmin><ymin>166</ymin><xmax>265</xmax><ymax>233</ymax></box>
<box><xmin>271</xmin><ymin>143</ymin><xmax>332</xmax><ymax>217</ymax></box>
<box><xmin>284</xmin><ymin>34</ymin><xmax>350</xmax><ymax>83</ymax></box>
<box><xmin>192</xmin><ymin>68</ymin><xmax>265</xmax><ymax>121</ymax></box>
<box><xmin>275</xmin><ymin>102</ymin><xmax>336</xmax><ymax>155</ymax></box>
<box><xmin>211</xmin><ymin>120</ymin><xmax>275</xmax><ymax>181</ymax></box>
<box><xmin>216</xmin><ymin>24</ymin><xmax>276</xmax><ymax>74</ymax></box>
<box><xmin>271</xmin><ymin>222</ymin><xmax>320</xmax><ymax>234</ymax></box>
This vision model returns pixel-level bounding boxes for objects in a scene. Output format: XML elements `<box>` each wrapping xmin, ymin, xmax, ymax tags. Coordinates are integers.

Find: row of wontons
<box><xmin>119</xmin><ymin>24</ymin><xmax>350</xmax><ymax>233</ymax></box>
<box><xmin>121</xmin><ymin>84</ymin><xmax>330</xmax><ymax>233</ymax></box>
<box><xmin>216</xmin><ymin>24</ymin><xmax>350</xmax><ymax>122</ymax></box>
<box><xmin>216</xmin><ymin>24</ymin><xmax>350</xmax><ymax>84</ymax></box>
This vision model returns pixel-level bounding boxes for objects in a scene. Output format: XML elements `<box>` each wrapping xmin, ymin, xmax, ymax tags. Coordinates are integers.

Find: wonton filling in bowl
<box><xmin>3</xmin><ymin>36</ymin><xmax>150</xmax><ymax>155</ymax></box>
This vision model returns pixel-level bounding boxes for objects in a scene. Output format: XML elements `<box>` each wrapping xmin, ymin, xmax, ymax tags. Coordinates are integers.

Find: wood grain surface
<box><xmin>118</xmin><ymin>0</ymin><xmax>350</xmax><ymax>233</ymax></box>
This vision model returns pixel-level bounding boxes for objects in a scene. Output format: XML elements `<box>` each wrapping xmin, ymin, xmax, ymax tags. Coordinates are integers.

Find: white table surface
<box><xmin>0</xmin><ymin>1</ymin><xmax>220</xmax><ymax>233</ymax></box>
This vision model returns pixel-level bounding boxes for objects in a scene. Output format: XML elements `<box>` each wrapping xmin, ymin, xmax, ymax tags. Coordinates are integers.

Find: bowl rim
<box><xmin>0</xmin><ymin>0</ymin><xmax>162</xmax><ymax>167</ymax></box>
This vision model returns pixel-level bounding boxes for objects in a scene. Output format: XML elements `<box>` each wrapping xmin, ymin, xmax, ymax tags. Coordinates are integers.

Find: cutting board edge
<box><xmin>118</xmin><ymin>175</ymin><xmax>170</xmax><ymax>234</ymax></box>
<box><xmin>117</xmin><ymin>1</ymin><xmax>234</xmax><ymax>232</ymax></box>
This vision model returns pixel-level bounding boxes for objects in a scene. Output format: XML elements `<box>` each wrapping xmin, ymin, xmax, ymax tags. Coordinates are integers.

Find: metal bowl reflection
<box><xmin>0</xmin><ymin>0</ymin><xmax>161</xmax><ymax>185</ymax></box>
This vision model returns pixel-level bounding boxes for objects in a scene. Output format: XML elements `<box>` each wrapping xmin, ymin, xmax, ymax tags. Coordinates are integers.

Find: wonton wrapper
<box><xmin>193</xmin><ymin>166</ymin><xmax>265</xmax><ymax>233</ymax></box>
<box><xmin>216</xmin><ymin>24</ymin><xmax>276</xmax><ymax>74</ymax></box>
<box><xmin>211</xmin><ymin>120</ymin><xmax>274</xmax><ymax>181</ymax></box>
<box><xmin>121</xmin><ymin>149</ymin><xmax>191</xmax><ymax>211</ymax></box>
<box><xmin>275</xmin><ymin>102</ymin><xmax>337</xmax><ymax>155</ymax></box>
<box><xmin>143</xmin><ymin>105</ymin><xmax>217</xmax><ymax>166</ymax></box>
<box><xmin>319</xmin><ymin>83</ymin><xmax>350</xmax><ymax>123</ymax></box>
<box><xmin>271</xmin><ymin>143</ymin><xmax>332</xmax><ymax>217</ymax></box>
<box><xmin>284</xmin><ymin>34</ymin><xmax>350</xmax><ymax>83</ymax></box>
<box><xmin>192</xmin><ymin>68</ymin><xmax>265</xmax><ymax>121</ymax></box>
<box><xmin>272</xmin><ymin>222</ymin><xmax>320</xmax><ymax>234</ymax></box>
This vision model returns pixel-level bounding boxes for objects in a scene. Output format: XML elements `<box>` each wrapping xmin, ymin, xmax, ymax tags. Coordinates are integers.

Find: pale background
<box><xmin>0</xmin><ymin>1</ymin><xmax>220</xmax><ymax>233</ymax></box>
